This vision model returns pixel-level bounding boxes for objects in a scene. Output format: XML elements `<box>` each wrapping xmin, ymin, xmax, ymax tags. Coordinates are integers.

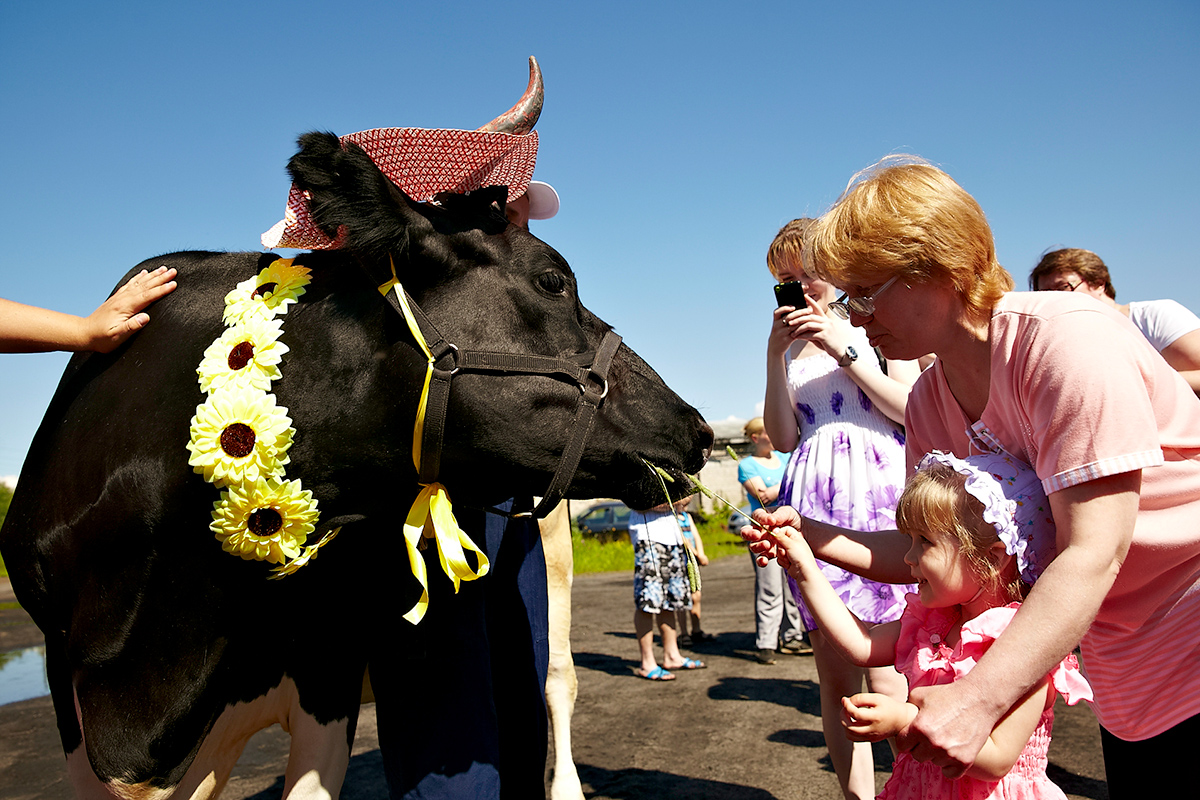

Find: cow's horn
<box><xmin>477</xmin><ymin>56</ymin><xmax>543</xmax><ymax>134</ymax></box>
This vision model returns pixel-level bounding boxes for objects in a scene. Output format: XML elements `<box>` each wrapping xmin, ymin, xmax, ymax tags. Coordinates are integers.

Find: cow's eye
<box><xmin>535</xmin><ymin>270</ymin><xmax>568</xmax><ymax>296</ymax></box>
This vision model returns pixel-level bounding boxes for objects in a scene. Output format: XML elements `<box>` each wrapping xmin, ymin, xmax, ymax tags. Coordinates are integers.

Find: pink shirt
<box><xmin>905</xmin><ymin>291</ymin><xmax>1200</xmax><ymax>741</ymax></box>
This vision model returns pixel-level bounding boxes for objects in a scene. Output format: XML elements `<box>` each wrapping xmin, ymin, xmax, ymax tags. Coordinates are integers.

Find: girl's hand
<box><xmin>741</xmin><ymin>506</ymin><xmax>798</xmax><ymax>565</ymax></box>
<box><xmin>768</xmin><ymin>305</ymin><xmax>802</xmax><ymax>358</ymax></box>
<box><xmin>789</xmin><ymin>294</ymin><xmax>850</xmax><ymax>357</ymax></box>
<box><xmin>742</xmin><ymin>505</ymin><xmax>804</xmax><ymax>566</ymax></box>
<box><xmin>765</xmin><ymin>524</ymin><xmax>814</xmax><ymax>577</ymax></box>
<box><xmin>740</xmin><ymin>521</ymin><xmax>780</xmax><ymax>566</ymax></box>
<box><xmin>842</xmin><ymin>693</ymin><xmax>918</xmax><ymax>743</ymax></box>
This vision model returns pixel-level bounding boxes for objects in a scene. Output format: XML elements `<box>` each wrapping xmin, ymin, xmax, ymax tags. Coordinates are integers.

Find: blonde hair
<box><xmin>806</xmin><ymin>156</ymin><xmax>1014</xmax><ymax>321</ymax></box>
<box><xmin>766</xmin><ymin>218</ymin><xmax>815</xmax><ymax>281</ymax></box>
<box><xmin>743</xmin><ymin>417</ymin><xmax>765</xmax><ymax>437</ymax></box>
<box><xmin>895</xmin><ymin>462</ymin><xmax>1025</xmax><ymax>602</ymax></box>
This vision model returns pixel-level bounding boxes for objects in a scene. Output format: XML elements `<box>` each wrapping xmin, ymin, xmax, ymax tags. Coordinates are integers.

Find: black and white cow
<box><xmin>0</xmin><ymin>131</ymin><xmax>712</xmax><ymax>799</ymax></box>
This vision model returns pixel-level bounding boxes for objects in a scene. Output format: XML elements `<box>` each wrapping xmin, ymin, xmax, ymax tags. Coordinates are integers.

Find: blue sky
<box><xmin>2</xmin><ymin>0</ymin><xmax>1197</xmax><ymax>480</ymax></box>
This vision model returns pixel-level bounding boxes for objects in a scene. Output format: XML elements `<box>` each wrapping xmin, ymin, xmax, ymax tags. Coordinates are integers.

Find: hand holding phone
<box><xmin>774</xmin><ymin>281</ymin><xmax>807</xmax><ymax>308</ymax></box>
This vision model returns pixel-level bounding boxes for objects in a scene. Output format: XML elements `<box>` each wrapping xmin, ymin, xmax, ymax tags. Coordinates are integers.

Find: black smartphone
<box><xmin>774</xmin><ymin>281</ymin><xmax>808</xmax><ymax>308</ymax></box>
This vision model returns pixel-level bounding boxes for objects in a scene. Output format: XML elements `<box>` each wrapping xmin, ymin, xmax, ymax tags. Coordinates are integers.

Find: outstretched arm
<box><xmin>0</xmin><ymin>266</ymin><xmax>177</xmax><ymax>353</ymax></box>
<box><xmin>769</xmin><ymin>525</ymin><xmax>901</xmax><ymax>667</ymax></box>
<box><xmin>744</xmin><ymin>504</ymin><xmax>914</xmax><ymax>584</ymax></box>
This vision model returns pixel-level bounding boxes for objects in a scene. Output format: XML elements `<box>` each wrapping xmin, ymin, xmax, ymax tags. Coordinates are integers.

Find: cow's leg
<box><xmin>540</xmin><ymin>502</ymin><xmax>583</xmax><ymax>800</ymax></box>
<box><xmin>162</xmin><ymin>678</ymin><xmax>357</xmax><ymax>800</ymax></box>
<box><xmin>280</xmin><ymin>697</ymin><xmax>355</xmax><ymax>800</ymax></box>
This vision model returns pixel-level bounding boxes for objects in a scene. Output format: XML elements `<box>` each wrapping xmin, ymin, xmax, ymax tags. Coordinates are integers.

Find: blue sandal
<box><xmin>675</xmin><ymin>657</ymin><xmax>706</xmax><ymax>670</ymax></box>
<box><xmin>639</xmin><ymin>666</ymin><xmax>676</xmax><ymax>681</ymax></box>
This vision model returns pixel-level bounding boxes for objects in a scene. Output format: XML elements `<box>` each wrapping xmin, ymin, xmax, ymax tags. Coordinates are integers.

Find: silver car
<box><xmin>575</xmin><ymin>501</ymin><xmax>633</xmax><ymax>536</ymax></box>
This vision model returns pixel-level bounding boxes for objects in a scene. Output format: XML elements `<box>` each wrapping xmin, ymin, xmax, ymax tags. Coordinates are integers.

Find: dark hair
<box><xmin>1029</xmin><ymin>248</ymin><xmax>1116</xmax><ymax>299</ymax></box>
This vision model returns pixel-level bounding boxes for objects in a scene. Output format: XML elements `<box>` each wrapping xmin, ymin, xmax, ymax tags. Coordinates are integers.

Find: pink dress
<box><xmin>879</xmin><ymin>597</ymin><xmax>1093</xmax><ymax>800</ymax></box>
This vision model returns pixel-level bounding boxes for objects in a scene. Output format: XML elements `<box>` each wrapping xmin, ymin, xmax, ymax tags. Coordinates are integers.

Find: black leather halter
<box><xmin>378</xmin><ymin>278</ymin><xmax>621</xmax><ymax>520</ymax></box>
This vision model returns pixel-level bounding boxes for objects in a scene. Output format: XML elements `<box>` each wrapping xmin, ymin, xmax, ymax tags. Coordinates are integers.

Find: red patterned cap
<box><xmin>262</xmin><ymin>127</ymin><xmax>539</xmax><ymax>250</ymax></box>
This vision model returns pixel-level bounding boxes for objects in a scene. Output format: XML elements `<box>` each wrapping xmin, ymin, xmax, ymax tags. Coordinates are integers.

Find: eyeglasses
<box><xmin>828</xmin><ymin>274</ymin><xmax>901</xmax><ymax>319</ymax></box>
<box><xmin>1048</xmin><ymin>278</ymin><xmax>1082</xmax><ymax>292</ymax></box>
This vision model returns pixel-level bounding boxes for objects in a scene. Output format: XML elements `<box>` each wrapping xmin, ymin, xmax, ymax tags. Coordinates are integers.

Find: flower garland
<box><xmin>186</xmin><ymin>258</ymin><xmax>337</xmax><ymax>576</ymax></box>
<box><xmin>184</xmin><ymin>256</ymin><xmax>490</xmax><ymax>617</ymax></box>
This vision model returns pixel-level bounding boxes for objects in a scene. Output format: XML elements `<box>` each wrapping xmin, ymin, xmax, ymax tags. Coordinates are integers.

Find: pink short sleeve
<box><xmin>988</xmin><ymin>298</ymin><xmax>1167</xmax><ymax>492</ymax></box>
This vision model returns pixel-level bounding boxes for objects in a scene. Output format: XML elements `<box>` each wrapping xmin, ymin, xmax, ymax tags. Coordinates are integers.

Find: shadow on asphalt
<box><xmin>573</xmin><ymin>651</ymin><xmax>637</xmax><ymax>677</ymax></box>
<box><xmin>1046</xmin><ymin>764</ymin><xmax>1108</xmax><ymax>800</ymax></box>
<box><xmin>576</xmin><ymin>763</ymin><xmax>778</xmax><ymax>800</ymax></box>
<box><xmin>709</xmin><ymin>675</ymin><xmax>822</xmax><ymax>716</ymax></box>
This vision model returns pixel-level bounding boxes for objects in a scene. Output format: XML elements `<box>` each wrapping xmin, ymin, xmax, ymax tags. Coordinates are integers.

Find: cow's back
<box><xmin>0</xmin><ymin>251</ymin><xmax>378</xmax><ymax>787</ymax></box>
<box><xmin>4</xmin><ymin>252</ymin><xmax>262</xmax><ymax>626</ymax></box>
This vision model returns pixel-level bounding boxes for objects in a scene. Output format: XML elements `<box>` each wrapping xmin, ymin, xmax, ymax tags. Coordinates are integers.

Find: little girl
<box><xmin>766</xmin><ymin>451</ymin><xmax>1092</xmax><ymax>799</ymax></box>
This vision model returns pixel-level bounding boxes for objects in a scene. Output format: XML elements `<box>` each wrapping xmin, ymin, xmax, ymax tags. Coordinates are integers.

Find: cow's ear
<box><xmin>430</xmin><ymin>185</ymin><xmax>510</xmax><ymax>228</ymax></box>
<box><xmin>287</xmin><ymin>132</ymin><xmax>423</xmax><ymax>262</ymax></box>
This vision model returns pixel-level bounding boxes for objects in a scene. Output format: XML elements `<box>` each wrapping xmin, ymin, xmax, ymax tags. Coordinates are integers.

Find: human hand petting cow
<box><xmin>0</xmin><ymin>265</ymin><xmax>176</xmax><ymax>353</ymax></box>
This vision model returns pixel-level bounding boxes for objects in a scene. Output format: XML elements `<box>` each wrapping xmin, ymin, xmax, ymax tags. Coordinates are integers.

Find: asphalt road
<box><xmin>0</xmin><ymin>554</ymin><xmax>1108</xmax><ymax>799</ymax></box>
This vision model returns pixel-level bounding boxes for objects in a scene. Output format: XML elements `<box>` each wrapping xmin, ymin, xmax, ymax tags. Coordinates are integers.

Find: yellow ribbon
<box><xmin>379</xmin><ymin>258</ymin><xmax>489</xmax><ymax>624</ymax></box>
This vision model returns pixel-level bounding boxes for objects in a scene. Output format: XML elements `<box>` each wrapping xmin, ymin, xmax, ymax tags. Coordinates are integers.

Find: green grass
<box><xmin>572</xmin><ymin>506</ymin><xmax>748</xmax><ymax>575</ymax></box>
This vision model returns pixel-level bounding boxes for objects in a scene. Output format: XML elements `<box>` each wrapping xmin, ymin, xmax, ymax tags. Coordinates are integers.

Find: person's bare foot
<box><xmin>662</xmin><ymin>657</ymin><xmax>705</xmax><ymax>670</ymax></box>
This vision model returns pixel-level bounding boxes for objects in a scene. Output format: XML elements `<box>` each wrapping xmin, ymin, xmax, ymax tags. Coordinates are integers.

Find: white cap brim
<box><xmin>526</xmin><ymin>180</ymin><xmax>560</xmax><ymax>220</ymax></box>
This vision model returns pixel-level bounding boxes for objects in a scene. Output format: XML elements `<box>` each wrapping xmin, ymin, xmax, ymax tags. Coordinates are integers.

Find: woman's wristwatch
<box><xmin>837</xmin><ymin>345</ymin><xmax>858</xmax><ymax>368</ymax></box>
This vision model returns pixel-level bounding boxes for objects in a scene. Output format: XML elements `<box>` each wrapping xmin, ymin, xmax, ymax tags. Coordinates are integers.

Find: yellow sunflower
<box><xmin>186</xmin><ymin>387</ymin><xmax>294</xmax><ymax>486</ymax></box>
<box><xmin>197</xmin><ymin>316</ymin><xmax>289</xmax><ymax>394</ymax></box>
<box><xmin>210</xmin><ymin>477</ymin><xmax>319</xmax><ymax>564</ymax></box>
<box><xmin>223</xmin><ymin>258</ymin><xmax>312</xmax><ymax>326</ymax></box>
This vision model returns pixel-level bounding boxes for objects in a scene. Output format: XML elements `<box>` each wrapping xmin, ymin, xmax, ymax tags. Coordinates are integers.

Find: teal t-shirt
<box><xmin>736</xmin><ymin>452</ymin><xmax>790</xmax><ymax>513</ymax></box>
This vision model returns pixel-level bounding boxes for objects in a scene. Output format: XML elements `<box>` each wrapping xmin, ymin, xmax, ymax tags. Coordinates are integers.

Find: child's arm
<box><xmin>690</xmin><ymin>516</ymin><xmax>708</xmax><ymax>564</ymax></box>
<box><xmin>963</xmin><ymin>677</ymin><xmax>1052</xmax><ymax>780</ymax></box>
<box><xmin>853</xmin><ymin>677</ymin><xmax>1052</xmax><ymax>781</ymax></box>
<box><xmin>771</xmin><ymin>525</ymin><xmax>900</xmax><ymax>667</ymax></box>
<box><xmin>1</xmin><ymin>267</ymin><xmax>177</xmax><ymax>353</ymax></box>
<box><xmin>741</xmin><ymin>475</ymin><xmax>778</xmax><ymax>508</ymax></box>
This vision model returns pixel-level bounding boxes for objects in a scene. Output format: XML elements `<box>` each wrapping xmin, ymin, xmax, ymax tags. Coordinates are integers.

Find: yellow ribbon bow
<box><xmin>380</xmin><ymin>260</ymin><xmax>490</xmax><ymax>624</ymax></box>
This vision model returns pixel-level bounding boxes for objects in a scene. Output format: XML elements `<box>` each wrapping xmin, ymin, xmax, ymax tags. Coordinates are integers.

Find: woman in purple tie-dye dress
<box><xmin>762</xmin><ymin>219</ymin><xmax>920</xmax><ymax>799</ymax></box>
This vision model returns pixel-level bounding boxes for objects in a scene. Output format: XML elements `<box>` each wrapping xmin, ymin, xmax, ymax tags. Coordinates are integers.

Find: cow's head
<box><xmin>285</xmin><ymin>132</ymin><xmax>712</xmax><ymax>511</ymax></box>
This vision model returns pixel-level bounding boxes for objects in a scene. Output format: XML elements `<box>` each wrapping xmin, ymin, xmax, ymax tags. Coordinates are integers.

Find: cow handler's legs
<box><xmin>484</xmin><ymin>499</ymin><xmax>549</xmax><ymax>800</ymax></box>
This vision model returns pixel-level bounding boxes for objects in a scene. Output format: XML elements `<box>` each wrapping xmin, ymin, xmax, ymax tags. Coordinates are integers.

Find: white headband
<box><xmin>916</xmin><ymin>450</ymin><xmax>1056</xmax><ymax>584</ymax></box>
